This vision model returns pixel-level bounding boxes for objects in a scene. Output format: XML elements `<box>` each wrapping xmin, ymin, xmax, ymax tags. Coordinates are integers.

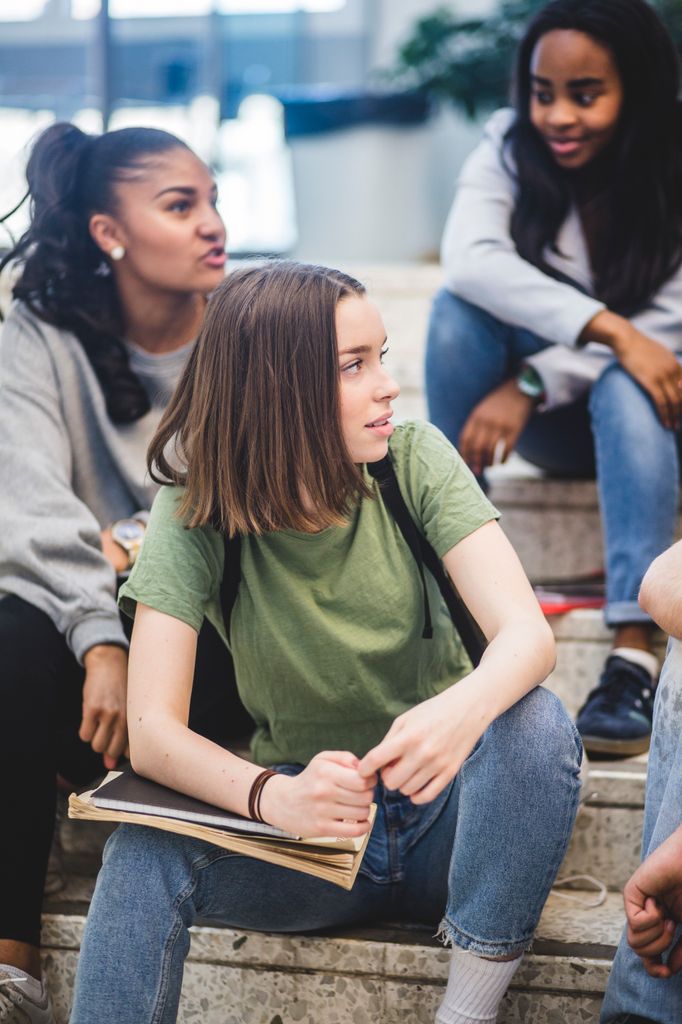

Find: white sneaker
<box><xmin>0</xmin><ymin>968</ymin><xmax>54</xmax><ymax>1024</ymax></box>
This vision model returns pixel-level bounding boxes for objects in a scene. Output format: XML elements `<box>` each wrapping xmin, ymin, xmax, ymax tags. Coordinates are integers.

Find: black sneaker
<box><xmin>576</xmin><ymin>655</ymin><xmax>654</xmax><ymax>756</ymax></box>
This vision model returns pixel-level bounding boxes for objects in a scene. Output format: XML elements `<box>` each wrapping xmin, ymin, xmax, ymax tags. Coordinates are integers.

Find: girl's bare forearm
<box><xmin>129</xmin><ymin>717</ymin><xmax>264</xmax><ymax>818</ymax></box>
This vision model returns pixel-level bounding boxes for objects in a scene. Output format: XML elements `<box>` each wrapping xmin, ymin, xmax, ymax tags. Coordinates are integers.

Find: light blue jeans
<box><xmin>71</xmin><ymin>687</ymin><xmax>581</xmax><ymax>1024</ymax></box>
<box><xmin>425</xmin><ymin>290</ymin><xmax>682</xmax><ymax>627</ymax></box>
<box><xmin>601</xmin><ymin>640</ymin><xmax>682</xmax><ymax>1023</ymax></box>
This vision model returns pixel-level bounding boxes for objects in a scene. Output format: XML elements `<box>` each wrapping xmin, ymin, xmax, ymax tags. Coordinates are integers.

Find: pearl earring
<box><xmin>110</xmin><ymin>245</ymin><xmax>125</xmax><ymax>261</ymax></box>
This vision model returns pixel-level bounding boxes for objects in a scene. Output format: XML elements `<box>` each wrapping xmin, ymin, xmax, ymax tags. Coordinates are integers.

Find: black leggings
<box><xmin>0</xmin><ymin>594</ymin><xmax>253</xmax><ymax>947</ymax></box>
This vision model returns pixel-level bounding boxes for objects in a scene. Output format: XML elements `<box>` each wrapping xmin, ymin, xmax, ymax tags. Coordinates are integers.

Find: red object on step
<box><xmin>533</xmin><ymin>572</ymin><xmax>606</xmax><ymax>616</ymax></box>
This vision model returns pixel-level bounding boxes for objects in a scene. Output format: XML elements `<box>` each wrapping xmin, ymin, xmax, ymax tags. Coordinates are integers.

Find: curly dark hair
<box><xmin>507</xmin><ymin>0</ymin><xmax>682</xmax><ymax>316</ymax></box>
<box><xmin>1</xmin><ymin>123</ymin><xmax>189</xmax><ymax>423</ymax></box>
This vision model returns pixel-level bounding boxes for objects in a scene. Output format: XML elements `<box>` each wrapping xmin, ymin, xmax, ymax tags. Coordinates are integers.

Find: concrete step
<box><xmin>41</xmin><ymin>872</ymin><xmax>623</xmax><ymax>1024</ymax></box>
<box><xmin>561</xmin><ymin>756</ymin><xmax>646</xmax><ymax>892</ymax></box>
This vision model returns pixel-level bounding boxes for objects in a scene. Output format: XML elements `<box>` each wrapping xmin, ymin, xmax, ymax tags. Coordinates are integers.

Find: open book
<box><xmin>68</xmin><ymin>769</ymin><xmax>375</xmax><ymax>891</ymax></box>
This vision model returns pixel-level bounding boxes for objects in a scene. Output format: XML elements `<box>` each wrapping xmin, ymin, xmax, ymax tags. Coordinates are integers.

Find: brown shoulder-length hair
<box><xmin>148</xmin><ymin>260</ymin><xmax>373</xmax><ymax>535</ymax></box>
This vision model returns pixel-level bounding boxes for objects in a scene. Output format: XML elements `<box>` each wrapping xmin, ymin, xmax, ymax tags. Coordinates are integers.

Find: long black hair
<box><xmin>1</xmin><ymin>123</ymin><xmax>189</xmax><ymax>423</ymax></box>
<box><xmin>507</xmin><ymin>0</ymin><xmax>682</xmax><ymax>315</ymax></box>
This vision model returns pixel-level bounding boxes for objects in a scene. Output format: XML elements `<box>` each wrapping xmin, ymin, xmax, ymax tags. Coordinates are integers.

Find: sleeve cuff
<box><xmin>68</xmin><ymin>613</ymin><xmax>129</xmax><ymax>665</ymax></box>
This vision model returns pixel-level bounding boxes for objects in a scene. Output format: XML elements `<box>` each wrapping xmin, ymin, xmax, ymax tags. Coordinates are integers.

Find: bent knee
<box><xmin>495</xmin><ymin>687</ymin><xmax>582</xmax><ymax>773</ymax></box>
<box><xmin>589</xmin><ymin>362</ymin><xmax>656</xmax><ymax>419</ymax></box>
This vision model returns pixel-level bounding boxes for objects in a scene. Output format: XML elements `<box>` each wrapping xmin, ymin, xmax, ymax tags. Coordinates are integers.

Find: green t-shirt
<box><xmin>119</xmin><ymin>420</ymin><xmax>499</xmax><ymax>766</ymax></box>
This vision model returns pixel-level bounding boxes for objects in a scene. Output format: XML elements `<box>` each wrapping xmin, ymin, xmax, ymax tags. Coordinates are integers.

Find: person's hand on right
<box><xmin>623</xmin><ymin>824</ymin><xmax>682</xmax><ymax>978</ymax></box>
<box><xmin>459</xmin><ymin>378</ymin><xmax>536</xmax><ymax>476</ymax></box>
<box><xmin>80</xmin><ymin>643</ymin><xmax>129</xmax><ymax>770</ymax></box>
<box><xmin>584</xmin><ymin>311</ymin><xmax>682</xmax><ymax>430</ymax></box>
<box><xmin>259</xmin><ymin>750</ymin><xmax>377</xmax><ymax>839</ymax></box>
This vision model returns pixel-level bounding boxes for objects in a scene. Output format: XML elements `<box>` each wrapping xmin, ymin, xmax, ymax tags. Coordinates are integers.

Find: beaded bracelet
<box><xmin>247</xmin><ymin>768</ymin><xmax>278</xmax><ymax>824</ymax></box>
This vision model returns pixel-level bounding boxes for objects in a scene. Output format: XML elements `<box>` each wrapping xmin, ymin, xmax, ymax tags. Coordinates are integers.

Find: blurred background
<box><xmin>0</xmin><ymin>0</ymin><xmax>679</xmax><ymax>263</ymax></box>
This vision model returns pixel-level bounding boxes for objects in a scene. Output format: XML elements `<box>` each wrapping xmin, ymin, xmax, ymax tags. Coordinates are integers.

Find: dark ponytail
<box><xmin>507</xmin><ymin>0</ymin><xmax>682</xmax><ymax>315</ymax></box>
<box><xmin>2</xmin><ymin>123</ymin><xmax>189</xmax><ymax>423</ymax></box>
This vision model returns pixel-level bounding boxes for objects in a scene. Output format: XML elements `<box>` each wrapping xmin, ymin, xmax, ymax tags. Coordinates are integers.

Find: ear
<box><xmin>89</xmin><ymin>213</ymin><xmax>124</xmax><ymax>257</ymax></box>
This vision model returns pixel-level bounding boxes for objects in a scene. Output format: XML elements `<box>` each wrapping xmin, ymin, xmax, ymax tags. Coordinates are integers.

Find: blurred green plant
<box><xmin>388</xmin><ymin>0</ymin><xmax>682</xmax><ymax>119</ymax></box>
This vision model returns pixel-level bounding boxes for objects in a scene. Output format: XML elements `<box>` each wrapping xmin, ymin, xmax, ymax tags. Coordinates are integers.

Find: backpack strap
<box><xmin>367</xmin><ymin>455</ymin><xmax>486</xmax><ymax>667</ymax></box>
<box><xmin>218</xmin><ymin>458</ymin><xmax>487</xmax><ymax>667</ymax></box>
<box><xmin>220</xmin><ymin>533</ymin><xmax>242</xmax><ymax>642</ymax></box>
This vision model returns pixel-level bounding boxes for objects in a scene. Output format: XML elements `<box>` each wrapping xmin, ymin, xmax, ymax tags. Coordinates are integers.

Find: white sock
<box><xmin>435</xmin><ymin>946</ymin><xmax>522</xmax><ymax>1024</ymax></box>
<box><xmin>611</xmin><ymin>647</ymin><xmax>659</xmax><ymax>681</ymax></box>
<box><xmin>0</xmin><ymin>964</ymin><xmax>45</xmax><ymax>1002</ymax></box>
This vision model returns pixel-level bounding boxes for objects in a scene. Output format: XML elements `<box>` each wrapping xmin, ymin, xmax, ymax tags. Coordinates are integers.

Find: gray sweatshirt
<box><xmin>441</xmin><ymin>109</ymin><xmax>682</xmax><ymax>409</ymax></box>
<box><xmin>0</xmin><ymin>301</ymin><xmax>192</xmax><ymax>662</ymax></box>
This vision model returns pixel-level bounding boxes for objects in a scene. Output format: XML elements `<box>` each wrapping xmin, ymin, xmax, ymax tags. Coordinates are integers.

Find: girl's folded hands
<box><xmin>259</xmin><ymin>749</ymin><xmax>377</xmax><ymax>839</ymax></box>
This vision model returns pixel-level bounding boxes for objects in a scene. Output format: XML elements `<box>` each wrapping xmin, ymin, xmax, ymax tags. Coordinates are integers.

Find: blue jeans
<box><xmin>426</xmin><ymin>290</ymin><xmax>682</xmax><ymax>626</ymax></box>
<box><xmin>71</xmin><ymin>687</ymin><xmax>582</xmax><ymax>1024</ymax></box>
<box><xmin>601</xmin><ymin>641</ymin><xmax>682</xmax><ymax>1023</ymax></box>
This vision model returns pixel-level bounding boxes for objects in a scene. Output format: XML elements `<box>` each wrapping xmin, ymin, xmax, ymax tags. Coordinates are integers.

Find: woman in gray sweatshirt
<box><xmin>426</xmin><ymin>0</ymin><xmax>682</xmax><ymax>764</ymax></box>
<box><xmin>0</xmin><ymin>122</ymin><xmax>249</xmax><ymax>1023</ymax></box>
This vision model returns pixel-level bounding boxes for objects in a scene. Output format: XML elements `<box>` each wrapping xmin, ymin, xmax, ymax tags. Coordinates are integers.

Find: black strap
<box><xmin>219</xmin><ymin>457</ymin><xmax>486</xmax><ymax>667</ymax></box>
<box><xmin>367</xmin><ymin>456</ymin><xmax>486</xmax><ymax>667</ymax></box>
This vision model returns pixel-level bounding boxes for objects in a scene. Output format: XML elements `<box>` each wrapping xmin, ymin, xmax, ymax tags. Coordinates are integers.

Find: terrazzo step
<box><xmin>560</xmin><ymin>757</ymin><xmax>646</xmax><ymax>893</ymax></box>
<box><xmin>41</xmin><ymin>874</ymin><xmax>624</xmax><ymax>1024</ymax></box>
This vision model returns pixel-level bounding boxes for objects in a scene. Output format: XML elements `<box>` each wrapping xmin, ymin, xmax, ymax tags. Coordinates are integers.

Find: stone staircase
<box><xmin>41</xmin><ymin>263</ymin><xmax>656</xmax><ymax>1022</ymax></box>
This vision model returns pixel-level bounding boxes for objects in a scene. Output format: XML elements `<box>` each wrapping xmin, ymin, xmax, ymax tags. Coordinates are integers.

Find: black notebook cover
<box><xmin>93</xmin><ymin>767</ymin><xmax>299</xmax><ymax>840</ymax></box>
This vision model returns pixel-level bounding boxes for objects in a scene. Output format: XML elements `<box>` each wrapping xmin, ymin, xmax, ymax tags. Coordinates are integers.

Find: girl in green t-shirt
<box><xmin>72</xmin><ymin>261</ymin><xmax>582</xmax><ymax>1024</ymax></box>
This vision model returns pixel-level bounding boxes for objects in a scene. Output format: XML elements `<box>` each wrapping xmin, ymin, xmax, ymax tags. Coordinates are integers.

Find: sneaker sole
<box><xmin>581</xmin><ymin>734</ymin><xmax>651</xmax><ymax>756</ymax></box>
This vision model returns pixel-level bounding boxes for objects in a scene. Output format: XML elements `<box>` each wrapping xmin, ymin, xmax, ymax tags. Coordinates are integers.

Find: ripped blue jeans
<box><xmin>71</xmin><ymin>687</ymin><xmax>582</xmax><ymax>1024</ymax></box>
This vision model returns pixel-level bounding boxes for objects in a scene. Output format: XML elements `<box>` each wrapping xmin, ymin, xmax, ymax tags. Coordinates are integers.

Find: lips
<box><xmin>202</xmin><ymin>246</ymin><xmax>227</xmax><ymax>268</ymax></box>
<box><xmin>545</xmin><ymin>136</ymin><xmax>586</xmax><ymax>157</ymax></box>
<box><xmin>365</xmin><ymin>413</ymin><xmax>394</xmax><ymax>438</ymax></box>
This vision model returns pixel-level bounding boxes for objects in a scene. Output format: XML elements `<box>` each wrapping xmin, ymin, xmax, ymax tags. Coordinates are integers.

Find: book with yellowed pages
<box><xmin>68</xmin><ymin>769</ymin><xmax>376</xmax><ymax>891</ymax></box>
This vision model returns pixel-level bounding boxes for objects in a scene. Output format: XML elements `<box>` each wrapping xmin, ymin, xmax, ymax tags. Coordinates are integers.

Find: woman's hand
<box><xmin>584</xmin><ymin>310</ymin><xmax>682</xmax><ymax>430</ymax></box>
<box><xmin>459</xmin><ymin>379</ymin><xmax>536</xmax><ymax>475</ymax></box>
<box><xmin>81</xmin><ymin>643</ymin><xmax>129</xmax><ymax>770</ymax></box>
<box><xmin>358</xmin><ymin>683</ymin><xmax>489</xmax><ymax>805</ymax></box>
<box><xmin>100</xmin><ymin>527</ymin><xmax>129</xmax><ymax>574</ymax></box>
<box><xmin>259</xmin><ymin>751</ymin><xmax>377</xmax><ymax>839</ymax></box>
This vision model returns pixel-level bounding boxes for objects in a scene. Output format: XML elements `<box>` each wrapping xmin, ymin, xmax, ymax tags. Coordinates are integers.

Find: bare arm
<box><xmin>638</xmin><ymin>540</ymin><xmax>682</xmax><ymax>638</ymax></box>
<box><xmin>359</xmin><ymin>520</ymin><xmax>555</xmax><ymax>801</ymax></box>
<box><xmin>127</xmin><ymin>603</ymin><xmax>376</xmax><ymax>838</ymax></box>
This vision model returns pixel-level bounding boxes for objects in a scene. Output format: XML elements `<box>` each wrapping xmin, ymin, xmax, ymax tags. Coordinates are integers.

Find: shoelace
<box><xmin>585</xmin><ymin>665</ymin><xmax>652</xmax><ymax>714</ymax></box>
<box><xmin>551</xmin><ymin>873</ymin><xmax>608</xmax><ymax>908</ymax></box>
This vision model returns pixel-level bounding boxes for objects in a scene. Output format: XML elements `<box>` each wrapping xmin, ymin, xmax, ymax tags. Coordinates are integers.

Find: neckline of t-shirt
<box><xmin>124</xmin><ymin>336</ymin><xmax>195</xmax><ymax>368</ymax></box>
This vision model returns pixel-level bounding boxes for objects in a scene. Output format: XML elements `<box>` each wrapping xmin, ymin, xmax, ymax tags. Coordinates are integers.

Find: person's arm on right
<box><xmin>638</xmin><ymin>540</ymin><xmax>682</xmax><ymax>638</ymax></box>
<box><xmin>127</xmin><ymin>603</ymin><xmax>375</xmax><ymax>838</ymax></box>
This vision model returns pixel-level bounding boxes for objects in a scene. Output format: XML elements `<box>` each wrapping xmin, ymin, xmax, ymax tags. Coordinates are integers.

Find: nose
<box><xmin>545</xmin><ymin>96</ymin><xmax>578</xmax><ymax>129</ymax></box>
<box><xmin>198</xmin><ymin>203</ymin><xmax>226</xmax><ymax>243</ymax></box>
<box><xmin>376</xmin><ymin>365</ymin><xmax>400</xmax><ymax>402</ymax></box>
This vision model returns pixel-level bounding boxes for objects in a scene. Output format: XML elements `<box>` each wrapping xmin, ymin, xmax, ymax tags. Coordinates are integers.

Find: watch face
<box><xmin>113</xmin><ymin>519</ymin><xmax>145</xmax><ymax>542</ymax></box>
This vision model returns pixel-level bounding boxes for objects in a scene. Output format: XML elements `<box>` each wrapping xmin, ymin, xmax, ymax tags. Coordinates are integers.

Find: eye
<box><xmin>380</xmin><ymin>345</ymin><xmax>389</xmax><ymax>363</ymax></box>
<box><xmin>342</xmin><ymin>359</ymin><xmax>362</xmax><ymax>376</ymax></box>
<box><xmin>168</xmin><ymin>199</ymin><xmax>191</xmax><ymax>213</ymax></box>
<box><xmin>532</xmin><ymin>89</ymin><xmax>553</xmax><ymax>105</ymax></box>
<box><xmin>574</xmin><ymin>91</ymin><xmax>598</xmax><ymax>107</ymax></box>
